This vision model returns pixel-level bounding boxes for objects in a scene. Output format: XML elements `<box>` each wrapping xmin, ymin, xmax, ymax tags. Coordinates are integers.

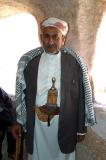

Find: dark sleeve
<box><xmin>77</xmin><ymin>68</ymin><xmax>87</xmax><ymax>134</ymax></box>
<box><xmin>0</xmin><ymin>88</ymin><xmax>13</xmax><ymax>111</ymax></box>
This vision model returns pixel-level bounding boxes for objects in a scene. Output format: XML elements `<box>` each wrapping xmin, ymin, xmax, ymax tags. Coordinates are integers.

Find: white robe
<box><xmin>28</xmin><ymin>52</ymin><xmax>75</xmax><ymax>160</ymax></box>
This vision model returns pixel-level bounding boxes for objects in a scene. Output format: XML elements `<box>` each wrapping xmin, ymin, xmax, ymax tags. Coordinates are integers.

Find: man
<box><xmin>12</xmin><ymin>17</ymin><xmax>96</xmax><ymax>160</ymax></box>
<box><xmin>0</xmin><ymin>87</ymin><xmax>16</xmax><ymax>160</ymax></box>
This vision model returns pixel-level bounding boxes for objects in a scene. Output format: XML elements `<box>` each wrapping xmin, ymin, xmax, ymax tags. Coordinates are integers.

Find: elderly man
<box><xmin>12</xmin><ymin>17</ymin><xmax>96</xmax><ymax>160</ymax></box>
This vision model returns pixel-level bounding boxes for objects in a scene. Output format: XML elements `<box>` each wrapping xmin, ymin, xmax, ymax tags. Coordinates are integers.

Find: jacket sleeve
<box><xmin>77</xmin><ymin>68</ymin><xmax>87</xmax><ymax>134</ymax></box>
<box><xmin>1</xmin><ymin>88</ymin><xmax>13</xmax><ymax>111</ymax></box>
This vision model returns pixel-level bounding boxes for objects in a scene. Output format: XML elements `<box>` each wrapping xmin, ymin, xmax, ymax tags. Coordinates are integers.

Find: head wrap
<box><xmin>40</xmin><ymin>17</ymin><xmax>68</xmax><ymax>36</ymax></box>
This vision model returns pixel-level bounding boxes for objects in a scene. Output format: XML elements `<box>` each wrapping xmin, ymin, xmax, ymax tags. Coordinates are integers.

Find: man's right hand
<box><xmin>12</xmin><ymin>123</ymin><xmax>22</xmax><ymax>140</ymax></box>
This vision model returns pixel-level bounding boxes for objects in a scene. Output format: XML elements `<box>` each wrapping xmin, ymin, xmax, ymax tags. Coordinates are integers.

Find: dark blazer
<box><xmin>0</xmin><ymin>87</ymin><xmax>13</xmax><ymax>127</ymax></box>
<box><xmin>0</xmin><ymin>88</ymin><xmax>13</xmax><ymax>111</ymax></box>
<box><xmin>24</xmin><ymin>49</ymin><xmax>86</xmax><ymax>154</ymax></box>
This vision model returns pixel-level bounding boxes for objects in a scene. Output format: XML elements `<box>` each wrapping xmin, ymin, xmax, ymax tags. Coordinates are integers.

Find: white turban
<box><xmin>40</xmin><ymin>17</ymin><xmax>68</xmax><ymax>36</ymax></box>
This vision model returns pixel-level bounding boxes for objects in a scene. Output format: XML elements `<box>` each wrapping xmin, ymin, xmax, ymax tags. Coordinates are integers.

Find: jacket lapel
<box><xmin>61</xmin><ymin>52</ymin><xmax>71</xmax><ymax>107</ymax></box>
<box><xmin>24</xmin><ymin>55</ymin><xmax>41</xmax><ymax>108</ymax></box>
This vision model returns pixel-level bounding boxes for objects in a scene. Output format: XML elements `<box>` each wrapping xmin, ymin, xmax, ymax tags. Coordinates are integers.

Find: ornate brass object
<box><xmin>35</xmin><ymin>77</ymin><xmax>59</xmax><ymax>126</ymax></box>
<box><xmin>47</xmin><ymin>77</ymin><xmax>58</xmax><ymax>107</ymax></box>
<box><xmin>46</xmin><ymin>77</ymin><xmax>58</xmax><ymax>126</ymax></box>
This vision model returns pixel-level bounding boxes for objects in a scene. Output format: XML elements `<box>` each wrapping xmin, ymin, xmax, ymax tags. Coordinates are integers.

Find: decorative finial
<box><xmin>52</xmin><ymin>77</ymin><xmax>56</xmax><ymax>88</ymax></box>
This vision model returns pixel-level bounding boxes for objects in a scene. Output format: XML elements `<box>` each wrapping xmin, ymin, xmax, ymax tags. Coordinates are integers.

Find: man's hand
<box><xmin>77</xmin><ymin>135</ymin><xmax>85</xmax><ymax>143</ymax></box>
<box><xmin>12</xmin><ymin>123</ymin><xmax>22</xmax><ymax>140</ymax></box>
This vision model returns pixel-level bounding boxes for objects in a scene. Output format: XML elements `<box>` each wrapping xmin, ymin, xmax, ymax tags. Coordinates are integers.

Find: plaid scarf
<box><xmin>16</xmin><ymin>47</ymin><xmax>96</xmax><ymax>129</ymax></box>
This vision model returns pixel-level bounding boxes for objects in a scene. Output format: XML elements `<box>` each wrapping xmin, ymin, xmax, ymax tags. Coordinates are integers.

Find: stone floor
<box><xmin>76</xmin><ymin>127</ymin><xmax>106</xmax><ymax>160</ymax></box>
<box><xmin>76</xmin><ymin>105</ymin><xmax>106</xmax><ymax>160</ymax></box>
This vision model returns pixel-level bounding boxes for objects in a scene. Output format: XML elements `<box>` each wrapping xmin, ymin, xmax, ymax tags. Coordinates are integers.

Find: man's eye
<box><xmin>53</xmin><ymin>35</ymin><xmax>59</xmax><ymax>40</ymax></box>
<box><xmin>43</xmin><ymin>34</ymin><xmax>59</xmax><ymax>40</ymax></box>
<box><xmin>43</xmin><ymin>34</ymin><xmax>49</xmax><ymax>38</ymax></box>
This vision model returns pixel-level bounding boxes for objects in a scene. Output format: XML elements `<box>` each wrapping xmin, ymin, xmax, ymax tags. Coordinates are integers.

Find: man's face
<box><xmin>40</xmin><ymin>26</ymin><xmax>66</xmax><ymax>54</ymax></box>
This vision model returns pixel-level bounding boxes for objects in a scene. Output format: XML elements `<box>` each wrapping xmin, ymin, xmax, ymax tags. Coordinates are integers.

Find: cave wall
<box><xmin>0</xmin><ymin>0</ymin><xmax>106</xmax><ymax>159</ymax></box>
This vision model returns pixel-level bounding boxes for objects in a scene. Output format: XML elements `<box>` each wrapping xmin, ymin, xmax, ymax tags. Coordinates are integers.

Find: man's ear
<box><xmin>62</xmin><ymin>35</ymin><xmax>66</xmax><ymax>46</ymax></box>
<box><xmin>40</xmin><ymin>34</ymin><xmax>42</xmax><ymax>41</ymax></box>
<box><xmin>39</xmin><ymin>34</ymin><xmax>43</xmax><ymax>44</ymax></box>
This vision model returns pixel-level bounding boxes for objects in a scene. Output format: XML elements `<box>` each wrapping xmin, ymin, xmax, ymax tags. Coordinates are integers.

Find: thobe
<box><xmin>28</xmin><ymin>51</ymin><xmax>75</xmax><ymax>160</ymax></box>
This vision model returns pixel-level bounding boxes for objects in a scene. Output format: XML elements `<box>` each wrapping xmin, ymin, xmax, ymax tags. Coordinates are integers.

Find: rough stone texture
<box><xmin>0</xmin><ymin>0</ymin><xmax>106</xmax><ymax>70</ymax></box>
<box><xmin>0</xmin><ymin>0</ymin><xmax>106</xmax><ymax>159</ymax></box>
<box><xmin>76</xmin><ymin>127</ymin><xmax>106</xmax><ymax>160</ymax></box>
<box><xmin>76</xmin><ymin>106</ymin><xmax>106</xmax><ymax>160</ymax></box>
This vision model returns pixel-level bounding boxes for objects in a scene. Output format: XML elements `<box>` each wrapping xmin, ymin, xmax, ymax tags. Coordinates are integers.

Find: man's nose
<box><xmin>49</xmin><ymin>37</ymin><xmax>54</xmax><ymax>44</ymax></box>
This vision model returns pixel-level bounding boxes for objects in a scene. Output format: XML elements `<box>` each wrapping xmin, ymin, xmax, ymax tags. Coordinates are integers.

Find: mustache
<box><xmin>46</xmin><ymin>44</ymin><xmax>56</xmax><ymax>49</ymax></box>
